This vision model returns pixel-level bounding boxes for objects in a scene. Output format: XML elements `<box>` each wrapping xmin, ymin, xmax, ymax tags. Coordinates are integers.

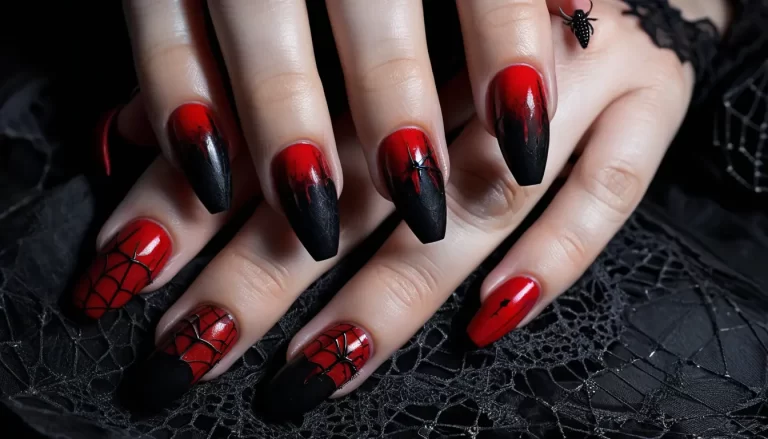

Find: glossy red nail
<box><xmin>379</xmin><ymin>127</ymin><xmax>446</xmax><ymax>244</ymax></box>
<box><xmin>122</xmin><ymin>305</ymin><xmax>238</xmax><ymax>411</ymax></box>
<box><xmin>96</xmin><ymin>106</ymin><xmax>120</xmax><ymax>176</ymax></box>
<box><xmin>467</xmin><ymin>276</ymin><xmax>540</xmax><ymax>347</ymax></box>
<box><xmin>489</xmin><ymin>65</ymin><xmax>549</xmax><ymax>186</ymax></box>
<box><xmin>272</xmin><ymin>142</ymin><xmax>340</xmax><ymax>261</ymax></box>
<box><xmin>264</xmin><ymin>323</ymin><xmax>371</xmax><ymax>419</ymax></box>
<box><xmin>72</xmin><ymin>219</ymin><xmax>172</xmax><ymax>319</ymax></box>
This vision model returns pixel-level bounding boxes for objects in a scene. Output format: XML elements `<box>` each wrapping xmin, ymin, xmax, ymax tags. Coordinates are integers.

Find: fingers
<box><xmin>456</xmin><ymin>0</ymin><xmax>557</xmax><ymax>186</ymax></box>
<box><xmin>468</xmin><ymin>87</ymin><xmax>690</xmax><ymax>347</ymax></box>
<box><xmin>326</xmin><ymin>0</ymin><xmax>448</xmax><ymax>244</ymax></box>
<box><xmin>207</xmin><ymin>0</ymin><xmax>341</xmax><ymax>261</ymax></box>
<box><xmin>124</xmin><ymin>0</ymin><xmax>240</xmax><ymax>213</ymax></box>
<box><xmin>115</xmin><ymin>75</ymin><xmax>478</xmax><ymax>410</ymax></box>
<box><xmin>262</xmin><ymin>118</ymin><xmax>567</xmax><ymax>418</ymax></box>
<box><xmin>72</xmin><ymin>98</ymin><xmax>259</xmax><ymax>319</ymax></box>
<box><xmin>120</xmin><ymin>125</ymin><xmax>391</xmax><ymax>411</ymax></box>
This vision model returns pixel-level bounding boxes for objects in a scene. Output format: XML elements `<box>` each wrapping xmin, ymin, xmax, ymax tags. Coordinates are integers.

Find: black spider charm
<box><xmin>560</xmin><ymin>0</ymin><xmax>597</xmax><ymax>49</ymax></box>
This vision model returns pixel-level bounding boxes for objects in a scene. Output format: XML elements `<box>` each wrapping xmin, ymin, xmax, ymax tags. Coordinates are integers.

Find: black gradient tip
<box><xmin>261</xmin><ymin>356</ymin><xmax>337</xmax><ymax>421</ymax></box>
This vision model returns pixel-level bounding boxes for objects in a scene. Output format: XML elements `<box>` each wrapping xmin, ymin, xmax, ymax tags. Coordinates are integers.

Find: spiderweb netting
<box><xmin>714</xmin><ymin>61</ymin><xmax>768</xmax><ymax>193</ymax></box>
<box><xmin>1</xmin><ymin>1</ymin><xmax>768</xmax><ymax>438</ymax></box>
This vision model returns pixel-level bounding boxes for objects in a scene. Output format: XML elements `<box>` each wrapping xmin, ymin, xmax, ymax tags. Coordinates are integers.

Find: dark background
<box><xmin>1</xmin><ymin>1</ymin><xmax>768</xmax><ymax>438</ymax></box>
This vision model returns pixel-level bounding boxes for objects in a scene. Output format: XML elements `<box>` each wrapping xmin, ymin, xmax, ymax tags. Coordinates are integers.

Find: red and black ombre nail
<box><xmin>263</xmin><ymin>323</ymin><xmax>371</xmax><ymax>418</ymax></box>
<box><xmin>272</xmin><ymin>143</ymin><xmax>339</xmax><ymax>261</ymax></box>
<box><xmin>121</xmin><ymin>305</ymin><xmax>238</xmax><ymax>411</ymax></box>
<box><xmin>489</xmin><ymin>65</ymin><xmax>550</xmax><ymax>186</ymax></box>
<box><xmin>467</xmin><ymin>276</ymin><xmax>540</xmax><ymax>347</ymax></box>
<box><xmin>72</xmin><ymin>219</ymin><xmax>171</xmax><ymax>319</ymax></box>
<box><xmin>379</xmin><ymin>128</ymin><xmax>446</xmax><ymax>244</ymax></box>
<box><xmin>167</xmin><ymin>103</ymin><xmax>232</xmax><ymax>214</ymax></box>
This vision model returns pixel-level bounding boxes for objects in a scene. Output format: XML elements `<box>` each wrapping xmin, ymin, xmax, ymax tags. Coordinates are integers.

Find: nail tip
<box><xmin>120</xmin><ymin>353</ymin><xmax>193</xmax><ymax>412</ymax></box>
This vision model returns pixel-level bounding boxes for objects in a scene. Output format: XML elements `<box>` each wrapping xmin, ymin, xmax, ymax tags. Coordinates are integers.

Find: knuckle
<box><xmin>373</xmin><ymin>257</ymin><xmax>440</xmax><ymax>311</ymax></box>
<box><xmin>247</xmin><ymin>71</ymin><xmax>319</xmax><ymax>106</ymax></box>
<box><xmin>580</xmin><ymin>163</ymin><xmax>643</xmax><ymax>218</ymax></box>
<box><xmin>447</xmin><ymin>163</ymin><xmax>529</xmax><ymax>232</ymax></box>
<box><xmin>225</xmin><ymin>244</ymin><xmax>290</xmax><ymax>305</ymax></box>
<box><xmin>134</xmin><ymin>42</ymin><xmax>191</xmax><ymax>73</ymax></box>
<box><xmin>549</xmin><ymin>223</ymin><xmax>590</xmax><ymax>269</ymax></box>
<box><xmin>475</xmin><ymin>1</ymin><xmax>538</xmax><ymax>39</ymax></box>
<box><xmin>356</xmin><ymin>57</ymin><xmax>425</xmax><ymax>93</ymax></box>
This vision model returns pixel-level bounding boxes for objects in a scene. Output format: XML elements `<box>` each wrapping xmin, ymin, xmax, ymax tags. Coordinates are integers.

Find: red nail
<box><xmin>264</xmin><ymin>323</ymin><xmax>371</xmax><ymax>418</ymax></box>
<box><xmin>378</xmin><ymin>127</ymin><xmax>446</xmax><ymax>244</ymax></box>
<box><xmin>272</xmin><ymin>143</ymin><xmax>339</xmax><ymax>261</ymax></box>
<box><xmin>95</xmin><ymin>106</ymin><xmax>121</xmax><ymax>176</ymax></box>
<box><xmin>488</xmin><ymin>65</ymin><xmax>549</xmax><ymax>186</ymax></box>
<box><xmin>122</xmin><ymin>305</ymin><xmax>238</xmax><ymax>411</ymax></box>
<box><xmin>467</xmin><ymin>276</ymin><xmax>540</xmax><ymax>347</ymax></box>
<box><xmin>72</xmin><ymin>219</ymin><xmax>172</xmax><ymax>319</ymax></box>
<box><xmin>167</xmin><ymin>103</ymin><xmax>232</xmax><ymax>214</ymax></box>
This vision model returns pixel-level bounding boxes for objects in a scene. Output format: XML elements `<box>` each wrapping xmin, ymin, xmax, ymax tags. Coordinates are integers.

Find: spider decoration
<box><xmin>560</xmin><ymin>0</ymin><xmax>598</xmax><ymax>49</ymax></box>
<box><xmin>304</xmin><ymin>324</ymin><xmax>370</xmax><ymax>388</ymax></box>
<box><xmin>404</xmin><ymin>136</ymin><xmax>442</xmax><ymax>195</ymax></box>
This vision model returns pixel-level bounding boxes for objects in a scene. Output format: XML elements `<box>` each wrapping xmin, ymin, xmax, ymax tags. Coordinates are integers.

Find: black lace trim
<box><xmin>621</xmin><ymin>0</ymin><xmax>720</xmax><ymax>87</ymax></box>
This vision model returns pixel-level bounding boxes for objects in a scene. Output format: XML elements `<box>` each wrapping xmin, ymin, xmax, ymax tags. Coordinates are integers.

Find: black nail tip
<box><xmin>496</xmin><ymin>116</ymin><xmax>549</xmax><ymax>188</ymax></box>
<box><xmin>119</xmin><ymin>352</ymin><xmax>193</xmax><ymax>413</ymax></box>
<box><xmin>262</xmin><ymin>356</ymin><xmax>337</xmax><ymax>420</ymax></box>
<box><xmin>389</xmin><ymin>172</ymin><xmax>447</xmax><ymax>245</ymax></box>
<box><xmin>176</xmin><ymin>143</ymin><xmax>232</xmax><ymax>214</ymax></box>
<box><xmin>283</xmin><ymin>181</ymin><xmax>340</xmax><ymax>262</ymax></box>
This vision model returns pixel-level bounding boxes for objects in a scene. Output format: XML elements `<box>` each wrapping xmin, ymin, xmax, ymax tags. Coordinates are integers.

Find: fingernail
<box><xmin>272</xmin><ymin>142</ymin><xmax>340</xmax><ymax>261</ymax></box>
<box><xmin>467</xmin><ymin>276</ymin><xmax>540</xmax><ymax>347</ymax></box>
<box><xmin>122</xmin><ymin>305</ymin><xmax>238</xmax><ymax>411</ymax></box>
<box><xmin>167</xmin><ymin>103</ymin><xmax>232</xmax><ymax>214</ymax></box>
<box><xmin>489</xmin><ymin>65</ymin><xmax>549</xmax><ymax>186</ymax></box>
<box><xmin>72</xmin><ymin>219</ymin><xmax>172</xmax><ymax>319</ymax></box>
<box><xmin>96</xmin><ymin>106</ymin><xmax>121</xmax><ymax>176</ymax></box>
<box><xmin>263</xmin><ymin>323</ymin><xmax>371</xmax><ymax>419</ymax></box>
<box><xmin>379</xmin><ymin>127</ymin><xmax>446</xmax><ymax>244</ymax></box>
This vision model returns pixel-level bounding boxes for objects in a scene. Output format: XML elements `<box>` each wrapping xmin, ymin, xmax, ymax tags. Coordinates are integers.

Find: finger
<box><xmin>124</xmin><ymin>0</ymin><xmax>240</xmax><ymax>213</ymax></box>
<box><xmin>456</xmin><ymin>0</ymin><xmax>557</xmax><ymax>186</ymax></box>
<box><xmin>326</xmin><ymin>0</ymin><xmax>448</xmax><ymax>244</ymax></box>
<box><xmin>118</xmin><ymin>76</ymin><xmax>477</xmax><ymax>410</ymax></box>
<box><xmin>207</xmin><ymin>0</ymin><xmax>341</xmax><ymax>261</ymax></box>
<box><xmin>72</xmin><ymin>126</ymin><xmax>260</xmax><ymax>320</ymax></box>
<box><xmin>262</xmin><ymin>117</ymin><xmax>573</xmax><ymax>418</ymax></box>
<box><xmin>468</xmin><ymin>86</ymin><xmax>690</xmax><ymax>347</ymax></box>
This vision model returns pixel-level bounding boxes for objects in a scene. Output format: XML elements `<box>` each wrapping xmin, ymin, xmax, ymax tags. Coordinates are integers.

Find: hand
<box><xmin>78</xmin><ymin>0</ymin><xmax>716</xmax><ymax>417</ymax></box>
<box><xmin>121</xmin><ymin>0</ymin><xmax>566</xmax><ymax>259</ymax></box>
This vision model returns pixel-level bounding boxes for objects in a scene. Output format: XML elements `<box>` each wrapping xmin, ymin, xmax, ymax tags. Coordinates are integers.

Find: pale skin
<box><xmin>109</xmin><ymin>0</ymin><xmax>729</xmax><ymax>399</ymax></box>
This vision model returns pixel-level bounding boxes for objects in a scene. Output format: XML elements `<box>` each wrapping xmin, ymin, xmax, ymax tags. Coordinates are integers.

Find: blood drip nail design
<box><xmin>467</xmin><ymin>276</ymin><xmax>541</xmax><ymax>347</ymax></box>
<box><xmin>121</xmin><ymin>305</ymin><xmax>238</xmax><ymax>411</ymax></box>
<box><xmin>272</xmin><ymin>142</ymin><xmax>339</xmax><ymax>261</ymax></box>
<box><xmin>167</xmin><ymin>103</ymin><xmax>232</xmax><ymax>214</ymax></box>
<box><xmin>489</xmin><ymin>65</ymin><xmax>550</xmax><ymax>186</ymax></box>
<box><xmin>72</xmin><ymin>219</ymin><xmax>171</xmax><ymax>319</ymax></box>
<box><xmin>379</xmin><ymin>128</ymin><xmax>446</xmax><ymax>244</ymax></box>
<box><xmin>263</xmin><ymin>323</ymin><xmax>371</xmax><ymax>418</ymax></box>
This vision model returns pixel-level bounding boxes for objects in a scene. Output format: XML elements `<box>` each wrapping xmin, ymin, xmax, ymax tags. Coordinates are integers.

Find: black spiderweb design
<box><xmin>161</xmin><ymin>305</ymin><xmax>238</xmax><ymax>383</ymax></box>
<box><xmin>403</xmin><ymin>133</ymin><xmax>442</xmax><ymax>193</ymax></box>
<box><xmin>74</xmin><ymin>224</ymin><xmax>169</xmax><ymax>316</ymax></box>
<box><xmin>304</xmin><ymin>324</ymin><xmax>370</xmax><ymax>388</ymax></box>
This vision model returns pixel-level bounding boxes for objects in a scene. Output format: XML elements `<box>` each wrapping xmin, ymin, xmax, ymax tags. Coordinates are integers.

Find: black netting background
<box><xmin>2</xmin><ymin>1</ymin><xmax>768</xmax><ymax>438</ymax></box>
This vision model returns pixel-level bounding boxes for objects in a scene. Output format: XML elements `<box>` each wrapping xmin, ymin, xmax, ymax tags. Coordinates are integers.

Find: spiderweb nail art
<box><xmin>303</xmin><ymin>324</ymin><xmax>370</xmax><ymax>388</ymax></box>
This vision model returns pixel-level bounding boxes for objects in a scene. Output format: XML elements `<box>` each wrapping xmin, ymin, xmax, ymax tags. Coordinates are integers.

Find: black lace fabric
<box><xmin>2</xmin><ymin>1</ymin><xmax>768</xmax><ymax>438</ymax></box>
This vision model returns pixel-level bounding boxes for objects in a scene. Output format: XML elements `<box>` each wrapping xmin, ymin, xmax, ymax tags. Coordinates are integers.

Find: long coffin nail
<box><xmin>272</xmin><ymin>142</ymin><xmax>340</xmax><ymax>261</ymax></box>
<box><xmin>122</xmin><ymin>305</ymin><xmax>238</xmax><ymax>411</ymax></box>
<box><xmin>379</xmin><ymin>127</ymin><xmax>446</xmax><ymax>244</ymax></box>
<box><xmin>467</xmin><ymin>276</ymin><xmax>540</xmax><ymax>347</ymax></box>
<box><xmin>489</xmin><ymin>65</ymin><xmax>549</xmax><ymax>186</ymax></box>
<box><xmin>264</xmin><ymin>323</ymin><xmax>371</xmax><ymax>419</ymax></box>
<box><xmin>72</xmin><ymin>219</ymin><xmax>171</xmax><ymax>319</ymax></box>
<box><xmin>167</xmin><ymin>103</ymin><xmax>232</xmax><ymax>214</ymax></box>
